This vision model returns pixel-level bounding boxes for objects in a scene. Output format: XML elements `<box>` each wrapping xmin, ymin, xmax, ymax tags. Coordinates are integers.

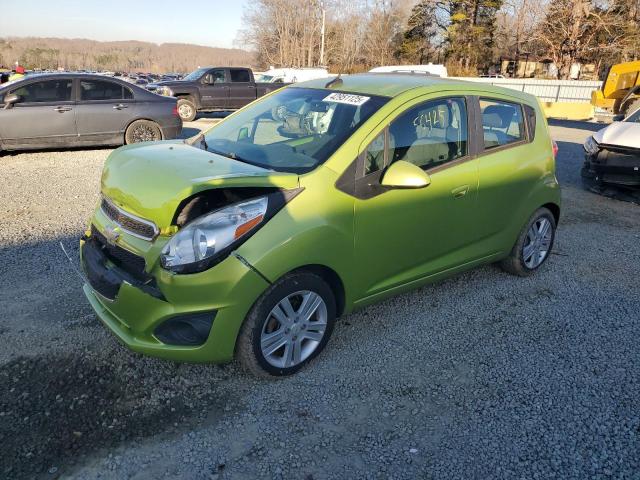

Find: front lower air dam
<box><xmin>154</xmin><ymin>311</ymin><xmax>217</xmax><ymax>346</ymax></box>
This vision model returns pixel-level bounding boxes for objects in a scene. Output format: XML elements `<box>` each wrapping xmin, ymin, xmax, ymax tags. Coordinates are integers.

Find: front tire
<box><xmin>500</xmin><ymin>207</ymin><xmax>556</xmax><ymax>277</ymax></box>
<box><xmin>177</xmin><ymin>97</ymin><xmax>197</xmax><ymax>122</ymax></box>
<box><xmin>125</xmin><ymin>120</ymin><xmax>162</xmax><ymax>144</ymax></box>
<box><xmin>236</xmin><ymin>272</ymin><xmax>336</xmax><ymax>377</ymax></box>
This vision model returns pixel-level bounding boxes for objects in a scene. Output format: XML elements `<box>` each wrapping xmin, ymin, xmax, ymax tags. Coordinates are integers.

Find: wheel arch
<box><xmin>541</xmin><ymin>201</ymin><xmax>561</xmax><ymax>225</ymax></box>
<box><xmin>175</xmin><ymin>92</ymin><xmax>201</xmax><ymax>109</ymax></box>
<box><xmin>285</xmin><ymin>264</ymin><xmax>346</xmax><ymax>318</ymax></box>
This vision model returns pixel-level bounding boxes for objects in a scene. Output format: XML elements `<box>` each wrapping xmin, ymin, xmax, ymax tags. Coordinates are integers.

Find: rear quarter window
<box><xmin>524</xmin><ymin>104</ymin><xmax>537</xmax><ymax>141</ymax></box>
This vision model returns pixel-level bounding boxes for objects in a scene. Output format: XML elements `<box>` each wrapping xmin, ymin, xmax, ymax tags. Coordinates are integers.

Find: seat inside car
<box><xmin>482</xmin><ymin>104</ymin><xmax>516</xmax><ymax>148</ymax></box>
<box><xmin>390</xmin><ymin>103</ymin><xmax>460</xmax><ymax>169</ymax></box>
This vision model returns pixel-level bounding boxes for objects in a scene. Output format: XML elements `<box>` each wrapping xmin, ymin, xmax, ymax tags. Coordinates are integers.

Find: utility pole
<box><xmin>319</xmin><ymin>2</ymin><xmax>326</xmax><ymax>66</ymax></box>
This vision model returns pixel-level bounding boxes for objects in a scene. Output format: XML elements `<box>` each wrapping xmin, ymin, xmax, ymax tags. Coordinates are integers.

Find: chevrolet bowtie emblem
<box><xmin>104</xmin><ymin>225</ymin><xmax>121</xmax><ymax>246</ymax></box>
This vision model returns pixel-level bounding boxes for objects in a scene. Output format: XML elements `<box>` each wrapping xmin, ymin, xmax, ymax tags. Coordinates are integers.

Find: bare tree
<box><xmin>495</xmin><ymin>0</ymin><xmax>547</xmax><ymax>70</ymax></box>
<box><xmin>0</xmin><ymin>37</ymin><xmax>253</xmax><ymax>72</ymax></box>
<box><xmin>239</xmin><ymin>0</ymin><xmax>324</xmax><ymax>68</ymax></box>
<box><xmin>529</xmin><ymin>0</ymin><xmax>626</xmax><ymax>79</ymax></box>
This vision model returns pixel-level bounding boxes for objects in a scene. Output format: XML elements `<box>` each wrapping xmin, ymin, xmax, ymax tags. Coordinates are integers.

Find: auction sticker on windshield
<box><xmin>323</xmin><ymin>92</ymin><xmax>370</xmax><ymax>106</ymax></box>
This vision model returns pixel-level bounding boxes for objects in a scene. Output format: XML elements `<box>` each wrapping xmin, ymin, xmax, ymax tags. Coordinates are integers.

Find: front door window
<box><xmin>11</xmin><ymin>79</ymin><xmax>72</xmax><ymax>103</ymax></box>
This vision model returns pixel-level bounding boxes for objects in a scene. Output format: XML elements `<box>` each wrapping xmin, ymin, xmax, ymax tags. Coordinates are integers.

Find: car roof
<box><xmin>0</xmin><ymin>72</ymin><xmax>146</xmax><ymax>92</ymax></box>
<box><xmin>3</xmin><ymin>72</ymin><xmax>124</xmax><ymax>82</ymax></box>
<box><xmin>295</xmin><ymin>73</ymin><xmax>536</xmax><ymax>103</ymax></box>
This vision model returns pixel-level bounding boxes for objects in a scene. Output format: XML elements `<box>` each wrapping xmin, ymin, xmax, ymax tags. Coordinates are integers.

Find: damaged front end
<box><xmin>79</xmin><ymin>142</ymin><xmax>304</xmax><ymax>361</ymax></box>
<box><xmin>582</xmin><ymin>138</ymin><xmax>640</xmax><ymax>188</ymax></box>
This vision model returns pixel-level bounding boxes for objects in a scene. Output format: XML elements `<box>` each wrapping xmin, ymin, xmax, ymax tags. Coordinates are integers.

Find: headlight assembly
<box><xmin>157</xmin><ymin>86</ymin><xmax>174</xmax><ymax>96</ymax></box>
<box><xmin>583</xmin><ymin>136</ymin><xmax>599</xmax><ymax>155</ymax></box>
<box><xmin>160</xmin><ymin>189</ymin><xmax>302</xmax><ymax>274</ymax></box>
<box><xmin>161</xmin><ymin>197</ymin><xmax>268</xmax><ymax>273</ymax></box>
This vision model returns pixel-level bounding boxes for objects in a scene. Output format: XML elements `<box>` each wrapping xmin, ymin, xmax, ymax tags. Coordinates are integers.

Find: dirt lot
<box><xmin>0</xmin><ymin>119</ymin><xmax>639</xmax><ymax>479</ymax></box>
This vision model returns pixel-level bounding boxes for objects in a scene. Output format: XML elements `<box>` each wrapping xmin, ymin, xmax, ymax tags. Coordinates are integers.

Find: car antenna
<box><xmin>325</xmin><ymin>57</ymin><xmax>346</xmax><ymax>89</ymax></box>
<box><xmin>325</xmin><ymin>73</ymin><xmax>342</xmax><ymax>89</ymax></box>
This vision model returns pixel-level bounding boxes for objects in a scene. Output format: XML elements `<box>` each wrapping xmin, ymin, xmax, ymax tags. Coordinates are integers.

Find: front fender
<box><xmin>235</xmin><ymin>167</ymin><xmax>358</xmax><ymax>312</ymax></box>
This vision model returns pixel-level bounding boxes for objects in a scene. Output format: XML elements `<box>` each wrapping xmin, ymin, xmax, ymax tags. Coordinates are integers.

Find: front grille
<box><xmin>91</xmin><ymin>225</ymin><xmax>147</xmax><ymax>279</ymax></box>
<box><xmin>100</xmin><ymin>197</ymin><xmax>158</xmax><ymax>240</ymax></box>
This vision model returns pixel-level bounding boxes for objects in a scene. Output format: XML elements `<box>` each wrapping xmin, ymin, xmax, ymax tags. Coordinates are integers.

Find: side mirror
<box><xmin>380</xmin><ymin>160</ymin><xmax>431</xmax><ymax>189</ymax></box>
<box><xmin>203</xmin><ymin>74</ymin><xmax>214</xmax><ymax>84</ymax></box>
<box><xmin>3</xmin><ymin>93</ymin><xmax>20</xmax><ymax>109</ymax></box>
<box><xmin>237</xmin><ymin>127</ymin><xmax>249</xmax><ymax>141</ymax></box>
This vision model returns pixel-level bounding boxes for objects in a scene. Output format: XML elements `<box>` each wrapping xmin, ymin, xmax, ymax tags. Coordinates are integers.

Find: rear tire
<box><xmin>236</xmin><ymin>271</ymin><xmax>336</xmax><ymax>378</ymax></box>
<box><xmin>125</xmin><ymin>120</ymin><xmax>162</xmax><ymax>144</ymax></box>
<box><xmin>500</xmin><ymin>207</ymin><xmax>556</xmax><ymax>277</ymax></box>
<box><xmin>177</xmin><ymin>97</ymin><xmax>197</xmax><ymax>122</ymax></box>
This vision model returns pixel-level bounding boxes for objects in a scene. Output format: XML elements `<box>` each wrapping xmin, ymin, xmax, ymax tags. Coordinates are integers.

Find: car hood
<box><xmin>100</xmin><ymin>141</ymin><xmax>299</xmax><ymax>230</ymax></box>
<box><xmin>594</xmin><ymin>122</ymin><xmax>640</xmax><ymax>149</ymax></box>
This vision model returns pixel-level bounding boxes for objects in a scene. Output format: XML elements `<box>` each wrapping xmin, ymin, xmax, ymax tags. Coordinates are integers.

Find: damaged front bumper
<box><xmin>582</xmin><ymin>144</ymin><xmax>640</xmax><ymax>188</ymax></box>
<box><xmin>79</xmin><ymin>217</ymin><xmax>270</xmax><ymax>363</ymax></box>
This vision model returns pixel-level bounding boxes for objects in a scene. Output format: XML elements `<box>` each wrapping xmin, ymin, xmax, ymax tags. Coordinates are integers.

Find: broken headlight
<box><xmin>584</xmin><ymin>136</ymin><xmax>599</xmax><ymax>156</ymax></box>
<box><xmin>160</xmin><ymin>197</ymin><xmax>268</xmax><ymax>273</ymax></box>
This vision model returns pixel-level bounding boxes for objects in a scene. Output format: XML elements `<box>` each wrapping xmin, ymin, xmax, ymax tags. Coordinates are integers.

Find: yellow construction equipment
<box><xmin>591</xmin><ymin>60</ymin><xmax>640</xmax><ymax>117</ymax></box>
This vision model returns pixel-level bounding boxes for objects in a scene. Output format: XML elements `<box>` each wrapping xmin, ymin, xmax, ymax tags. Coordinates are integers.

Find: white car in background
<box><xmin>259</xmin><ymin>67</ymin><xmax>329</xmax><ymax>83</ymax></box>
<box><xmin>369</xmin><ymin>63</ymin><xmax>448</xmax><ymax>77</ymax></box>
<box><xmin>582</xmin><ymin>107</ymin><xmax>640</xmax><ymax>188</ymax></box>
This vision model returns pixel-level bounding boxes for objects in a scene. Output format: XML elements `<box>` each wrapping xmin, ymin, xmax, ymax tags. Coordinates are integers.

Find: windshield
<box><xmin>203</xmin><ymin>87</ymin><xmax>389</xmax><ymax>173</ymax></box>
<box><xmin>626</xmin><ymin>108</ymin><xmax>640</xmax><ymax>123</ymax></box>
<box><xmin>183</xmin><ymin>68</ymin><xmax>209</xmax><ymax>81</ymax></box>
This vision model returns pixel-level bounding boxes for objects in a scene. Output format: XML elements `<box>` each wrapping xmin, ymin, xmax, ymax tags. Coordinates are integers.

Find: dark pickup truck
<box><xmin>146</xmin><ymin>67</ymin><xmax>287</xmax><ymax>121</ymax></box>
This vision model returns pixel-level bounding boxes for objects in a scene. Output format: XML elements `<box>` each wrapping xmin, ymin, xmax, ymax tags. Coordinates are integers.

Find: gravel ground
<box><xmin>1</xmin><ymin>120</ymin><xmax>639</xmax><ymax>479</ymax></box>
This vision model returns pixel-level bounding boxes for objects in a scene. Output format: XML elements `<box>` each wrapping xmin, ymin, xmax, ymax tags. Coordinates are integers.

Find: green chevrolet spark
<box><xmin>81</xmin><ymin>74</ymin><xmax>560</xmax><ymax>376</ymax></box>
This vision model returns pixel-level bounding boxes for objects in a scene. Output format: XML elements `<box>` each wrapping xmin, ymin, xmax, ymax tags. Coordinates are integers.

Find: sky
<box><xmin>0</xmin><ymin>0</ymin><xmax>249</xmax><ymax>49</ymax></box>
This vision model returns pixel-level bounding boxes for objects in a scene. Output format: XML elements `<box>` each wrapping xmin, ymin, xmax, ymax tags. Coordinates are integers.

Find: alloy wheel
<box><xmin>260</xmin><ymin>290</ymin><xmax>328</xmax><ymax>369</ymax></box>
<box><xmin>523</xmin><ymin>217</ymin><xmax>553</xmax><ymax>269</ymax></box>
<box><xmin>131</xmin><ymin>124</ymin><xmax>157</xmax><ymax>143</ymax></box>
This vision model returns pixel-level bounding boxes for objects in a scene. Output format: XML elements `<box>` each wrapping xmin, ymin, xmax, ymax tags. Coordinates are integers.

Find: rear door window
<box><xmin>480</xmin><ymin>99</ymin><xmax>525</xmax><ymax>149</ymax></box>
<box><xmin>80</xmin><ymin>80</ymin><xmax>131</xmax><ymax>101</ymax></box>
<box><xmin>11</xmin><ymin>79</ymin><xmax>73</xmax><ymax>103</ymax></box>
<box><xmin>230</xmin><ymin>69</ymin><xmax>251</xmax><ymax>83</ymax></box>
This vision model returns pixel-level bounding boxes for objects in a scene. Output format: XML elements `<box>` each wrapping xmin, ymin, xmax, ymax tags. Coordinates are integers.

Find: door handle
<box><xmin>451</xmin><ymin>185</ymin><xmax>470</xmax><ymax>199</ymax></box>
<box><xmin>54</xmin><ymin>106</ymin><xmax>72</xmax><ymax>112</ymax></box>
<box><xmin>113</xmin><ymin>104</ymin><xmax>128</xmax><ymax>110</ymax></box>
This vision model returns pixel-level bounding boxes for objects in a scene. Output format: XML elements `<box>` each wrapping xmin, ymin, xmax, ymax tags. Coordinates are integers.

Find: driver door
<box><xmin>0</xmin><ymin>77</ymin><xmax>76</xmax><ymax>149</ymax></box>
<box><xmin>351</xmin><ymin>96</ymin><xmax>481</xmax><ymax>301</ymax></box>
<box><xmin>200</xmin><ymin>69</ymin><xmax>228</xmax><ymax>109</ymax></box>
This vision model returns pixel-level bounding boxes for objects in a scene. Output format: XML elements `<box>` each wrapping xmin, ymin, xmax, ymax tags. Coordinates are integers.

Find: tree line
<box><xmin>240</xmin><ymin>0</ymin><xmax>640</xmax><ymax>79</ymax></box>
<box><xmin>0</xmin><ymin>37</ymin><xmax>253</xmax><ymax>73</ymax></box>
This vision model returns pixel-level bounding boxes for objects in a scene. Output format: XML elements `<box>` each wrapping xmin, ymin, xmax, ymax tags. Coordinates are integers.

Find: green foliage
<box><xmin>445</xmin><ymin>0</ymin><xmax>504</xmax><ymax>72</ymax></box>
<box><xmin>399</xmin><ymin>0</ymin><xmax>439</xmax><ymax>63</ymax></box>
